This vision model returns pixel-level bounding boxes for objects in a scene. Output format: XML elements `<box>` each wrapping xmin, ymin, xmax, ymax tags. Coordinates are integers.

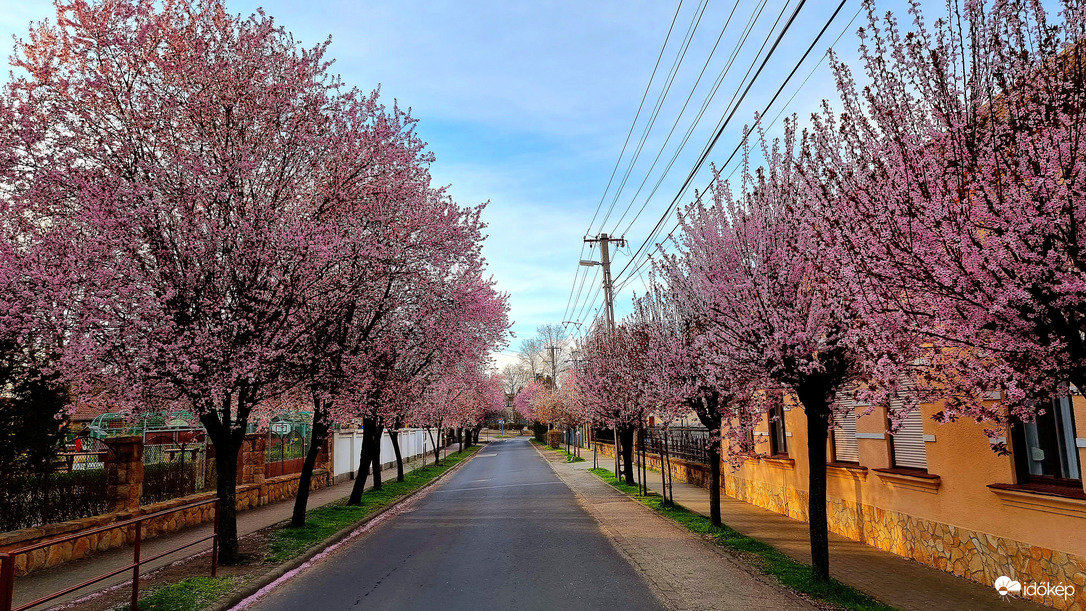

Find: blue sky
<box><xmin>2</xmin><ymin>0</ymin><xmax>936</xmax><ymax>361</ymax></box>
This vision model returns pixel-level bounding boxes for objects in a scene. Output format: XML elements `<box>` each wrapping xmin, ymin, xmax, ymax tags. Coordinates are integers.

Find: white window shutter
<box><xmin>891</xmin><ymin>393</ymin><xmax>927</xmax><ymax>470</ymax></box>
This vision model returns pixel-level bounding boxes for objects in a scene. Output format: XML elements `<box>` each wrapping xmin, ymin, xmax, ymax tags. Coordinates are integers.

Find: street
<box><xmin>249</xmin><ymin>438</ymin><xmax>663</xmax><ymax>610</ymax></box>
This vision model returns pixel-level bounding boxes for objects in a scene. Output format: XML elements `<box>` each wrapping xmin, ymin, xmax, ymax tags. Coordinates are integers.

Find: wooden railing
<box><xmin>0</xmin><ymin>498</ymin><xmax>219</xmax><ymax>611</ymax></box>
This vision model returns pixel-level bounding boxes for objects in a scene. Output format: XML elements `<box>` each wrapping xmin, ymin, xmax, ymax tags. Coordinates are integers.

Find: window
<box><xmin>1013</xmin><ymin>397</ymin><xmax>1081</xmax><ymax>485</ymax></box>
<box><xmin>768</xmin><ymin>404</ymin><xmax>787</xmax><ymax>456</ymax></box>
<box><xmin>832</xmin><ymin>410</ymin><xmax>859</xmax><ymax>464</ymax></box>
<box><xmin>890</xmin><ymin>404</ymin><xmax>927</xmax><ymax>471</ymax></box>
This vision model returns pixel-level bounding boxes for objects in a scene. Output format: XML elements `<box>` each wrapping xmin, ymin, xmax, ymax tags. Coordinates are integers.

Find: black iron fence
<box><xmin>643</xmin><ymin>426</ymin><xmax>712</xmax><ymax>465</ymax></box>
<box><xmin>0</xmin><ymin>439</ymin><xmax>112</xmax><ymax>532</ymax></box>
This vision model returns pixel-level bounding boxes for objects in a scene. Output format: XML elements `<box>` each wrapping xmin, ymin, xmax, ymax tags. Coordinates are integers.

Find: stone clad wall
<box><xmin>594</xmin><ymin>441</ymin><xmax>1086</xmax><ymax>610</ymax></box>
<box><xmin>0</xmin><ymin>432</ymin><xmax>332</xmax><ymax>577</ymax></box>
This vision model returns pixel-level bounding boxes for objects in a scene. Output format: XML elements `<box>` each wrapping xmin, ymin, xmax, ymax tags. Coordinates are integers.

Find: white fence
<box><xmin>331</xmin><ymin>428</ymin><xmax>441</xmax><ymax>482</ymax></box>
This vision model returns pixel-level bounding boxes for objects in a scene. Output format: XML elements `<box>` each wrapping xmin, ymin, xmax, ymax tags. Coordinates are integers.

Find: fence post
<box><xmin>106</xmin><ymin>436</ymin><xmax>144</xmax><ymax>513</ymax></box>
<box><xmin>130</xmin><ymin>521</ymin><xmax>142</xmax><ymax>610</ymax></box>
<box><xmin>1</xmin><ymin>553</ymin><xmax>14</xmax><ymax>611</ymax></box>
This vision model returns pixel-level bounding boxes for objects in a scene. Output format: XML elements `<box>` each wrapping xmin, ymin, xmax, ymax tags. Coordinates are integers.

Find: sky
<box><xmin>1</xmin><ymin>0</ymin><xmax>937</xmax><ymax>364</ymax></box>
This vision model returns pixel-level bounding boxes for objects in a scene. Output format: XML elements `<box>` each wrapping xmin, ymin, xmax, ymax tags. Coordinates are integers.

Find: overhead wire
<box><xmin>596</xmin><ymin>0</ymin><xmax>712</xmax><ymax>232</ymax></box>
<box><xmin>609</xmin><ymin>1</ymin><xmax>860</xmax><ymax>297</ymax></box>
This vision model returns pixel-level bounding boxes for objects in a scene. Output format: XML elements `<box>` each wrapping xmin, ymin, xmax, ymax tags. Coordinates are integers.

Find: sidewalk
<box><xmin>13</xmin><ymin>451</ymin><xmax>441</xmax><ymax>610</ymax></box>
<box><xmin>574</xmin><ymin>451</ymin><xmax>1048</xmax><ymax>611</ymax></box>
<box><xmin>535</xmin><ymin>443</ymin><xmax>816</xmax><ymax>611</ymax></box>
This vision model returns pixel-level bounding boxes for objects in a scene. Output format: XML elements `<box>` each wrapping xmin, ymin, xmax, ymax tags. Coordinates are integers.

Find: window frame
<box><xmin>767</xmin><ymin>404</ymin><xmax>788</xmax><ymax>457</ymax></box>
<box><xmin>1011</xmin><ymin>396</ymin><xmax>1082</xmax><ymax>488</ymax></box>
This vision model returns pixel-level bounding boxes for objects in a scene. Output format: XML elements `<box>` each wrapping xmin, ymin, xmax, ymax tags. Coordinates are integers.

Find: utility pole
<box><xmin>581</xmin><ymin>233</ymin><xmax>626</xmax><ymax>331</ymax></box>
<box><xmin>545</xmin><ymin>344</ymin><xmax>559</xmax><ymax>388</ymax></box>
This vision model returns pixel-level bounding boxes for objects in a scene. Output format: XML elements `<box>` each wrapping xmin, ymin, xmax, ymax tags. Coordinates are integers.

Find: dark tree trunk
<box><xmin>389</xmin><ymin>428</ymin><xmax>405</xmax><ymax>482</ymax></box>
<box><xmin>427</xmin><ymin>426</ymin><xmax>441</xmax><ymax>465</ymax></box>
<box><xmin>707</xmin><ymin>439</ymin><xmax>722</xmax><ymax>527</ymax></box>
<box><xmin>371</xmin><ymin>421</ymin><xmax>384</xmax><ymax>491</ymax></box>
<box><xmin>210</xmin><ymin>435</ymin><xmax>240</xmax><ymax>563</ymax></box>
<box><xmin>347</xmin><ymin>416</ymin><xmax>378</xmax><ymax>505</ymax></box>
<box><xmin>695</xmin><ymin>404</ymin><xmax>723</xmax><ymax>527</ymax></box>
<box><xmin>618</xmin><ymin>424</ymin><xmax>636</xmax><ymax>486</ymax></box>
<box><xmin>201</xmin><ymin>409</ymin><xmax>245</xmax><ymax>565</ymax></box>
<box><xmin>291</xmin><ymin>403</ymin><xmax>330</xmax><ymax>528</ymax></box>
<box><xmin>805</xmin><ymin>403</ymin><xmax>832</xmax><ymax>582</ymax></box>
<box><xmin>457</xmin><ymin>428</ymin><xmax>463</xmax><ymax>453</ymax></box>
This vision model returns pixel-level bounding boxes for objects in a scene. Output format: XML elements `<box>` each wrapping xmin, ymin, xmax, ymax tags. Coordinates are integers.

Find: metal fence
<box><xmin>643</xmin><ymin>426</ymin><xmax>712</xmax><ymax>465</ymax></box>
<box><xmin>141</xmin><ymin>428</ymin><xmax>212</xmax><ymax>505</ymax></box>
<box><xmin>265</xmin><ymin>429</ymin><xmax>307</xmax><ymax>478</ymax></box>
<box><xmin>0</xmin><ymin>439</ymin><xmax>112</xmax><ymax>532</ymax></box>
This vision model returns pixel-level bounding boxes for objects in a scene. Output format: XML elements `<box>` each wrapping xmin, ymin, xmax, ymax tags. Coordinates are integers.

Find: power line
<box><xmin>596</xmin><ymin>0</ymin><xmax>712</xmax><ymax>232</ymax></box>
<box><xmin>610</xmin><ymin>1</ymin><xmax>859</xmax><ymax>297</ymax></box>
<box><xmin>608</xmin><ymin>0</ymin><xmax>811</xmax><ymax>292</ymax></box>
<box><xmin>611</xmin><ymin>0</ymin><xmax>773</xmax><ymax>238</ymax></box>
<box><xmin>585</xmin><ymin>0</ymin><xmax>687</xmax><ymax>234</ymax></box>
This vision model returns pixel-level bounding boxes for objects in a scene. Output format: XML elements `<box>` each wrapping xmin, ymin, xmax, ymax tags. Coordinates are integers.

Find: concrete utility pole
<box><xmin>545</xmin><ymin>344</ymin><xmax>560</xmax><ymax>387</ymax></box>
<box><xmin>581</xmin><ymin>233</ymin><xmax>627</xmax><ymax>331</ymax></box>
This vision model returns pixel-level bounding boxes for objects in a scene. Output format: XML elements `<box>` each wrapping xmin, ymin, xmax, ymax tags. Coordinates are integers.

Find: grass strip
<box><xmin>135</xmin><ymin>576</ymin><xmax>235</xmax><ymax>611</ymax></box>
<box><xmin>529</xmin><ymin>438</ymin><xmax>585</xmax><ymax>462</ymax></box>
<box><xmin>266</xmin><ymin>446</ymin><xmax>480</xmax><ymax>563</ymax></box>
<box><xmin>588</xmin><ymin>467</ymin><xmax>897</xmax><ymax>611</ymax></box>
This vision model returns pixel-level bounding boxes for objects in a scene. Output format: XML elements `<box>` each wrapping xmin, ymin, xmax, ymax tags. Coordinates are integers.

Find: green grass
<box><xmin>136</xmin><ymin>576</ymin><xmax>234</xmax><ymax>611</ymax></box>
<box><xmin>588</xmin><ymin>467</ymin><xmax>897</xmax><ymax>611</ymax></box>
<box><xmin>530</xmin><ymin>438</ymin><xmax>586</xmax><ymax>463</ymax></box>
<box><xmin>266</xmin><ymin>446</ymin><xmax>480</xmax><ymax>563</ymax></box>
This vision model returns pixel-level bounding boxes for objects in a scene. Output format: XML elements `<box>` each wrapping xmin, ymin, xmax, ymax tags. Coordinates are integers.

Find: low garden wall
<box><xmin>0</xmin><ymin>433</ymin><xmax>332</xmax><ymax>576</ymax></box>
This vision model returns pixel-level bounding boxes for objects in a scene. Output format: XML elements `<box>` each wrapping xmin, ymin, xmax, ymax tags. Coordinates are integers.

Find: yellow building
<box><xmin>733</xmin><ymin>394</ymin><xmax>1086</xmax><ymax>608</ymax></box>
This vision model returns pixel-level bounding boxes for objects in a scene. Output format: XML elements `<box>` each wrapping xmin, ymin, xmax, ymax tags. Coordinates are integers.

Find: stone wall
<box><xmin>0</xmin><ymin>431</ymin><xmax>333</xmax><ymax>577</ymax></box>
<box><xmin>594</xmin><ymin>441</ymin><xmax>1086</xmax><ymax>610</ymax></box>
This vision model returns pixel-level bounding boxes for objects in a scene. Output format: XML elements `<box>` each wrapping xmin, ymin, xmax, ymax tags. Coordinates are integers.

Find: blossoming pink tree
<box><xmin>632</xmin><ymin>281</ymin><xmax>757</xmax><ymax>520</ymax></box>
<box><xmin>5</xmin><ymin>0</ymin><xmax>379</xmax><ymax>562</ymax></box>
<box><xmin>802</xmin><ymin>0</ymin><xmax>1086</xmax><ymax>441</ymax></box>
<box><xmin>656</xmin><ymin>125</ymin><xmax>873</xmax><ymax>580</ymax></box>
<box><xmin>576</xmin><ymin>321</ymin><xmax>653</xmax><ymax>487</ymax></box>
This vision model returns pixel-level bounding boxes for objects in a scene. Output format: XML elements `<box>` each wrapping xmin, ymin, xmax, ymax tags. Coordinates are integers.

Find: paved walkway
<box><xmin>534</xmin><ymin>443</ymin><xmax>815</xmax><ymax>611</ymax></box>
<box><xmin>13</xmin><ymin>451</ymin><xmax>442</xmax><ymax>610</ymax></box>
<box><xmin>575</xmin><ymin>448</ymin><xmax>1048</xmax><ymax>611</ymax></box>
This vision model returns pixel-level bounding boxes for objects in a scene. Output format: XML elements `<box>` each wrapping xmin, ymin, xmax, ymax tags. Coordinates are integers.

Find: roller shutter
<box><xmin>831</xmin><ymin>390</ymin><xmax>860</xmax><ymax>463</ymax></box>
<box><xmin>890</xmin><ymin>392</ymin><xmax>927</xmax><ymax>470</ymax></box>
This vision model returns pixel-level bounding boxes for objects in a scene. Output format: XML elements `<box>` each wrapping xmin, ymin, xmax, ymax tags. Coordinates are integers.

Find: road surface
<box><xmin>250</xmin><ymin>437</ymin><xmax>663</xmax><ymax>610</ymax></box>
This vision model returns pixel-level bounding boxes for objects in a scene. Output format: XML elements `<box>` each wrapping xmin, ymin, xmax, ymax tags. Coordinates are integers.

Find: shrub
<box><xmin>532</xmin><ymin>422</ymin><xmax>547</xmax><ymax>443</ymax></box>
<box><xmin>547</xmin><ymin>430</ymin><xmax>562</xmax><ymax>449</ymax></box>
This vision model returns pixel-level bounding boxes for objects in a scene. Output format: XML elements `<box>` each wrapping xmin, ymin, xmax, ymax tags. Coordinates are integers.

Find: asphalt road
<box><xmin>249</xmin><ymin>437</ymin><xmax>662</xmax><ymax>611</ymax></box>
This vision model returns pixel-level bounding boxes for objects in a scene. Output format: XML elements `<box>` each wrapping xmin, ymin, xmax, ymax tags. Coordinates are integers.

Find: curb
<box><xmin>210</xmin><ymin>445</ymin><xmax>483</xmax><ymax>611</ymax></box>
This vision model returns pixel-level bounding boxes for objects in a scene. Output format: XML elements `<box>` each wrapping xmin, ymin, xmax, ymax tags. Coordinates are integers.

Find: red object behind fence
<box><xmin>0</xmin><ymin>498</ymin><xmax>219</xmax><ymax>611</ymax></box>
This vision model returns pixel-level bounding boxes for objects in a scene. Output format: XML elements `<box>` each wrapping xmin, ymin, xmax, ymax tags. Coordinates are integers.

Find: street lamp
<box><xmin>579</xmin><ymin>260</ymin><xmax>600</xmax><ymax>267</ymax></box>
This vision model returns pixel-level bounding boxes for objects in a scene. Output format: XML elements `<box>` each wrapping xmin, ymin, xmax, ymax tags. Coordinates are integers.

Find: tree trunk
<box><xmin>707</xmin><ymin>438</ymin><xmax>722</xmax><ymax>527</ymax></box>
<box><xmin>458</xmin><ymin>428</ymin><xmax>463</xmax><ymax>453</ymax></box>
<box><xmin>371</xmin><ymin>422</ymin><xmax>384</xmax><ymax>491</ymax></box>
<box><xmin>661</xmin><ymin>431</ymin><xmax>672</xmax><ymax>506</ymax></box>
<box><xmin>695</xmin><ymin>401</ymin><xmax>723</xmax><ymax>527</ymax></box>
<box><xmin>290</xmin><ymin>406</ymin><xmax>330</xmax><ymax>528</ymax></box>
<box><xmin>199</xmin><ymin>405</ymin><xmax>248</xmax><ymax>566</ymax></box>
<box><xmin>209</xmin><ymin>434</ymin><xmax>241</xmax><ymax>563</ymax></box>
<box><xmin>346</xmin><ymin>417</ymin><xmax>378</xmax><ymax>505</ymax></box>
<box><xmin>427</xmin><ymin>426</ymin><xmax>440</xmax><ymax>465</ymax></box>
<box><xmin>389</xmin><ymin>429</ymin><xmax>405</xmax><ymax>482</ymax></box>
<box><xmin>618</xmin><ymin>425</ymin><xmax>635</xmax><ymax>486</ymax></box>
<box><xmin>805</xmin><ymin>405</ymin><xmax>832</xmax><ymax>581</ymax></box>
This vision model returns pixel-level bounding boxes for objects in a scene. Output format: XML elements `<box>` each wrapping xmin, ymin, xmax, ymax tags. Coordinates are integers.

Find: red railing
<box><xmin>0</xmin><ymin>498</ymin><xmax>219</xmax><ymax>611</ymax></box>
